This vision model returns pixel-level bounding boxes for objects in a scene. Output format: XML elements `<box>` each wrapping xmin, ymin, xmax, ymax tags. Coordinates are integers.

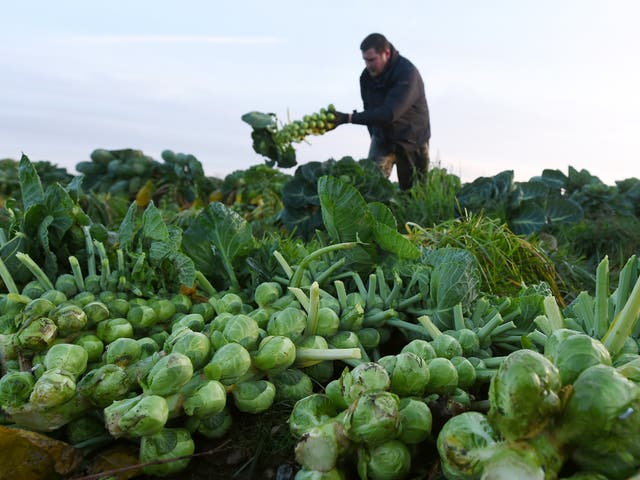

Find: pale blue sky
<box><xmin>2</xmin><ymin>1</ymin><xmax>639</xmax><ymax>184</ymax></box>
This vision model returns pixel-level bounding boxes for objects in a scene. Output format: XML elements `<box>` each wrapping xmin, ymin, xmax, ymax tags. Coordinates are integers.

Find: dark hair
<box><xmin>360</xmin><ymin>33</ymin><xmax>391</xmax><ymax>53</ymax></box>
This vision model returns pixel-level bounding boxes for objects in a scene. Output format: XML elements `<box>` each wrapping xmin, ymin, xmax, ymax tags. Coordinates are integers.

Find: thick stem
<box><xmin>602</xmin><ymin>273</ymin><xmax>640</xmax><ymax>358</ymax></box>
<box><xmin>594</xmin><ymin>256</ymin><xmax>610</xmax><ymax>338</ymax></box>
<box><xmin>0</xmin><ymin>254</ymin><xmax>18</xmax><ymax>294</ymax></box>
<box><xmin>290</xmin><ymin>242</ymin><xmax>357</xmax><ymax>288</ymax></box>
<box><xmin>15</xmin><ymin>252</ymin><xmax>54</xmax><ymax>291</ymax></box>
<box><xmin>305</xmin><ymin>282</ymin><xmax>321</xmax><ymax>337</ymax></box>
<box><xmin>68</xmin><ymin>256</ymin><xmax>85</xmax><ymax>291</ymax></box>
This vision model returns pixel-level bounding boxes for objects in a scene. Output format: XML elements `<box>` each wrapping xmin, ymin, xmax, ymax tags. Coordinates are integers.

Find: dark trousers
<box><xmin>368</xmin><ymin>137</ymin><xmax>430</xmax><ymax>190</ymax></box>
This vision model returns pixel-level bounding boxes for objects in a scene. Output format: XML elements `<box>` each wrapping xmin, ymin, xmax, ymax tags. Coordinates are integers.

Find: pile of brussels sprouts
<box><xmin>0</xmin><ymin>241</ymin><xmax>520</xmax><ymax>478</ymax></box>
<box><xmin>2</xmin><ymin>241</ymin><xmax>640</xmax><ymax>479</ymax></box>
<box><xmin>437</xmin><ymin>257</ymin><xmax>640</xmax><ymax>480</ymax></box>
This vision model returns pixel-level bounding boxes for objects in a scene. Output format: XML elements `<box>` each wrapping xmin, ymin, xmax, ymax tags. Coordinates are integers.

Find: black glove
<box><xmin>330</xmin><ymin>111</ymin><xmax>350</xmax><ymax>128</ymax></box>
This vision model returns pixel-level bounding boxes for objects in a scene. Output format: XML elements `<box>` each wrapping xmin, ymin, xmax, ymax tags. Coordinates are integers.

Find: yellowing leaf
<box><xmin>0</xmin><ymin>425</ymin><xmax>82</xmax><ymax>480</ymax></box>
<box><xmin>81</xmin><ymin>444</ymin><xmax>142</xmax><ymax>480</ymax></box>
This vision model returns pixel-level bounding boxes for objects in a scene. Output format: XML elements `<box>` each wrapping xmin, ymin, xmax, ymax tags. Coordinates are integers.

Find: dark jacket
<box><xmin>351</xmin><ymin>45</ymin><xmax>430</xmax><ymax>153</ymax></box>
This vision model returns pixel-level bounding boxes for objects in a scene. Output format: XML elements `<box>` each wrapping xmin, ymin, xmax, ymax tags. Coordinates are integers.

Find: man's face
<box><xmin>362</xmin><ymin>47</ymin><xmax>390</xmax><ymax>77</ymax></box>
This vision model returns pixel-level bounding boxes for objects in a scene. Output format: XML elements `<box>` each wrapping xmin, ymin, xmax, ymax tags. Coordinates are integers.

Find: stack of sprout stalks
<box><xmin>437</xmin><ymin>256</ymin><xmax>640</xmax><ymax>480</ymax></box>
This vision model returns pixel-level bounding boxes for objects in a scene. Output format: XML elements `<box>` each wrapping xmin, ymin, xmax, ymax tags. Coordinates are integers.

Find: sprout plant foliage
<box><xmin>279</xmin><ymin>158</ymin><xmax>395</xmax><ymax>239</ymax></box>
<box><xmin>0</xmin><ymin>154</ymin><xmax>98</xmax><ymax>287</ymax></box>
<box><xmin>182</xmin><ymin>201</ymin><xmax>256</xmax><ymax>292</ymax></box>
<box><xmin>118</xmin><ymin>201</ymin><xmax>196</xmax><ymax>295</ymax></box>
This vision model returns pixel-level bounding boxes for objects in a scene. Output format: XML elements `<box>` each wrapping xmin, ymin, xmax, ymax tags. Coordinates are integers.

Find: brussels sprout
<box><xmin>106</xmin><ymin>298</ymin><xmax>128</xmax><ymax>318</ymax></box>
<box><xmin>489</xmin><ymin>349</ymin><xmax>563</xmax><ymax>441</ymax></box>
<box><xmin>49</xmin><ymin>304</ymin><xmax>87</xmax><ymax>336</ymax></box>
<box><xmin>378</xmin><ymin>352</ymin><xmax>430</xmax><ymax>397</ymax></box>
<box><xmin>254</xmin><ymin>281</ymin><xmax>283</xmax><ymax>308</ymax></box>
<box><xmin>23</xmin><ymin>297</ymin><xmax>55</xmax><ymax>320</ymax></box>
<box><xmin>171</xmin><ymin>313</ymin><xmax>205</xmax><ymax>333</ymax></box>
<box><xmin>148</xmin><ymin>327</ymin><xmax>169</xmax><ymax>350</ymax></box>
<box><xmin>127</xmin><ymin>305</ymin><xmax>158</xmax><ymax>330</ymax></box>
<box><xmin>139</xmin><ymin>428</ymin><xmax>195</xmax><ymax>476</ymax></box>
<box><xmin>76</xmin><ymin>363</ymin><xmax>131</xmax><ymax>407</ymax></box>
<box><xmin>232</xmin><ymin>379</ymin><xmax>276</xmax><ymax>414</ymax></box>
<box><xmin>166</xmin><ymin>374</ymin><xmax>227</xmax><ymax>419</ymax></box>
<box><xmin>212</xmin><ymin>314</ymin><xmax>260</xmax><ymax>350</ymax></box>
<box><xmin>397</xmin><ymin>397</ymin><xmax>432</xmax><ymax>444</ymax></box>
<box><xmin>44</xmin><ymin>343</ymin><xmax>88</xmax><ymax>377</ymax></box>
<box><xmin>73</xmin><ymin>333</ymin><xmax>104</xmax><ymax>363</ymax></box>
<box><xmin>171</xmin><ymin>293</ymin><xmax>193</xmax><ymax>314</ymax></box>
<box><xmin>186</xmin><ymin>408</ymin><xmax>232</xmax><ymax>439</ymax></box>
<box><xmin>186</xmin><ymin>298</ymin><xmax>213</xmax><ymax>320</ymax></box>
<box><xmin>267</xmin><ymin>307</ymin><xmax>307</xmax><ymax>342</ymax></box>
<box><xmin>0</xmin><ymin>370</ymin><xmax>35</xmax><ymax>407</ymax></box>
<box><xmin>96</xmin><ymin>317</ymin><xmax>134</xmax><ymax>343</ymax></box>
<box><xmin>77</xmin><ymin>300</ymin><xmax>109</xmax><ymax>329</ymax></box>
<box><xmin>344</xmin><ymin>391</ymin><xmax>401</xmax><ymax>446</ymax></box>
<box><xmin>328</xmin><ymin>330</ymin><xmax>361</xmax><ymax>349</ymax></box>
<box><xmin>203</xmin><ymin>342</ymin><xmax>252</xmax><ymax>385</ymax></box>
<box><xmin>252</xmin><ymin>335</ymin><xmax>296</xmax><ymax>374</ymax></box>
<box><xmin>314</xmin><ymin>307</ymin><xmax>340</xmax><ymax>338</ymax></box>
<box><xmin>270</xmin><ymin>368</ymin><xmax>314</xmax><ymax>402</ymax></box>
<box><xmin>542</xmin><ymin>328</ymin><xmax>581</xmax><ymax>360</ymax></box>
<box><xmin>446</xmin><ymin>328</ymin><xmax>480</xmax><ymax>356</ymax></box>
<box><xmin>164</xmin><ymin>328</ymin><xmax>211</xmax><ymax>369</ymax></box>
<box><xmin>146</xmin><ymin>352</ymin><xmax>194</xmax><ymax>396</ymax></box>
<box><xmin>341</xmin><ymin>362</ymin><xmax>390</xmax><ymax>403</ymax></box>
<box><xmin>183</xmin><ymin>379</ymin><xmax>226</xmax><ymax>417</ymax></box>
<box><xmin>212</xmin><ymin>292</ymin><xmax>243</xmax><ymax>315</ymax></box>
<box><xmin>479</xmin><ymin>434</ymin><xmax>563</xmax><ymax>480</ymax></box>
<box><xmin>616</xmin><ymin>355</ymin><xmax>640</xmax><ymax>383</ymax></box>
<box><xmin>39</xmin><ymin>289</ymin><xmax>67</xmax><ymax>306</ymax></box>
<box><xmin>247</xmin><ymin>307</ymin><xmax>273</xmax><ymax>329</ymax></box>
<box><xmin>22</xmin><ymin>280</ymin><xmax>46</xmax><ymax>299</ymax></box>
<box><xmin>356</xmin><ymin>328</ymin><xmax>381</xmax><ymax>350</ymax></box>
<box><xmin>294</xmin><ymin>467</ymin><xmax>345</xmax><ymax>480</ymax></box>
<box><xmin>430</xmin><ymin>334</ymin><xmax>463</xmax><ymax>359</ymax></box>
<box><xmin>339</xmin><ymin>304</ymin><xmax>365</xmax><ymax>331</ymax></box>
<box><xmin>545</xmin><ymin>332</ymin><xmax>612</xmax><ymax>385</ymax></box>
<box><xmin>104</xmin><ymin>337</ymin><xmax>142</xmax><ymax>367</ymax></box>
<box><xmin>104</xmin><ymin>393</ymin><xmax>169</xmax><ymax>438</ymax></box>
<box><xmin>556</xmin><ymin>364</ymin><xmax>640</xmax><ymax>479</ymax></box>
<box><xmin>294</xmin><ymin>419</ymin><xmax>351</xmax><ymax>472</ymax></box>
<box><xmin>148</xmin><ymin>298</ymin><xmax>178</xmax><ymax>323</ymax></box>
<box><xmin>324</xmin><ymin>378</ymin><xmax>349</xmax><ymax>411</ymax></box>
<box><xmin>400</xmin><ymin>339</ymin><xmax>437</xmax><ymax>361</ymax></box>
<box><xmin>451</xmin><ymin>356</ymin><xmax>477</xmax><ymax>390</ymax></box>
<box><xmin>29</xmin><ymin>368</ymin><xmax>76</xmax><ymax>408</ymax></box>
<box><xmin>437</xmin><ymin>411</ymin><xmax>500</xmax><ymax>480</ymax></box>
<box><xmin>361</xmin><ymin>439</ymin><xmax>411</xmax><ymax>480</ymax></box>
<box><xmin>72</xmin><ymin>291</ymin><xmax>96</xmax><ymax>307</ymax></box>
<box><xmin>425</xmin><ymin>357</ymin><xmax>459</xmax><ymax>395</ymax></box>
<box><xmin>137</xmin><ymin>337</ymin><xmax>160</xmax><ymax>358</ymax></box>
<box><xmin>289</xmin><ymin>393</ymin><xmax>338</xmax><ymax>438</ymax></box>
<box><xmin>15</xmin><ymin>317</ymin><xmax>58</xmax><ymax>353</ymax></box>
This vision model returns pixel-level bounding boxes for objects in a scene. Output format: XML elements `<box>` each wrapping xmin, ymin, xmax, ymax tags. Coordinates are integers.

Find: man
<box><xmin>332</xmin><ymin>33</ymin><xmax>431</xmax><ymax>190</ymax></box>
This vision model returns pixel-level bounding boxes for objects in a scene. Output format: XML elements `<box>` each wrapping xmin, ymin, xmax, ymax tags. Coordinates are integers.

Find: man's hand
<box><xmin>329</xmin><ymin>111</ymin><xmax>350</xmax><ymax>129</ymax></box>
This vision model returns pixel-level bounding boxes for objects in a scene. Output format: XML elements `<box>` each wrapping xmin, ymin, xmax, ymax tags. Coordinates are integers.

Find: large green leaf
<box><xmin>18</xmin><ymin>155</ymin><xmax>44</xmax><ymax>211</ymax></box>
<box><xmin>510</xmin><ymin>203</ymin><xmax>546</xmax><ymax>235</ymax></box>
<box><xmin>317</xmin><ymin>175</ymin><xmax>374</xmax><ymax>243</ymax></box>
<box><xmin>372</xmin><ymin>221</ymin><xmax>420</xmax><ymax>260</ymax></box>
<box><xmin>368</xmin><ymin>202</ymin><xmax>396</xmax><ymax>229</ymax></box>
<box><xmin>241</xmin><ymin>111</ymin><xmax>277</xmax><ymax>129</ymax></box>
<box><xmin>182</xmin><ymin>201</ymin><xmax>256</xmax><ymax>290</ymax></box>
<box><xmin>545</xmin><ymin>197</ymin><xmax>584</xmax><ymax>225</ymax></box>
